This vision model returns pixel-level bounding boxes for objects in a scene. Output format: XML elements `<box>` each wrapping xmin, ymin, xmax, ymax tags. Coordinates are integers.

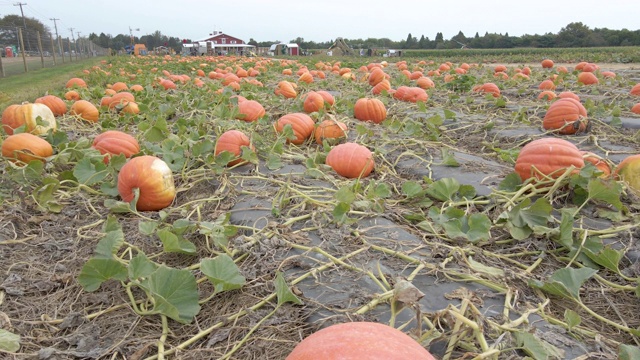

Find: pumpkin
<box><xmin>541</xmin><ymin>59</ymin><xmax>554</xmax><ymax>68</ymax></box>
<box><xmin>299</xmin><ymin>72</ymin><xmax>314</xmax><ymax>84</ymax></box>
<box><xmin>117</xmin><ymin>155</ymin><xmax>176</xmax><ymax>211</ymax></box>
<box><xmin>274</xmin><ymin>113</ymin><xmax>315</xmax><ymax>145</ymax></box>
<box><xmin>64</xmin><ymin>90</ymin><xmax>81</xmax><ymax>101</ymax></box>
<box><xmin>2</xmin><ymin>103</ymin><xmax>57</xmax><ymax>135</ymax></box>
<box><xmin>368</xmin><ymin>67</ymin><xmax>388</xmax><ymax>86</ymax></box>
<box><xmin>130</xmin><ymin>84</ymin><xmax>144</xmax><ymax>92</ymax></box>
<box><xmin>93</xmin><ymin>130</ymin><xmax>140</xmax><ymax>163</ymax></box>
<box><xmin>303</xmin><ymin>91</ymin><xmax>325</xmax><ymax>113</ymax></box>
<box><xmin>70</xmin><ymin>100</ymin><xmax>100</xmax><ymax>123</ymax></box>
<box><xmin>581</xmin><ymin>151</ymin><xmax>611</xmax><ymax>176</ymax></box>
<box><xmin>35</xmin><ymin>95</ymin><xmax>67</xmax><ymax>116</ymax></box>
<box><xmin>542</xmin><ymin>98</ymin><xmax>588</xmax><ymax>134</ymax></box>
<box><xmin>314</xmin><ymin>119</ymin><xmax>348</xmax><ymax>145</ymax></box>
<box><xmin>214</xmin><ymin>130</ymin><xmax>254</xmax><ymax>166</ymax></box>
<box><xmin>614</xmin><ymin>154</ymin><xmax>640</xmax><ymax>195</ymax></box>
<box><xmin>159</xmin><ymin>79</ymin><xmax>177</xmax><ymax>90</ymax></box>
<box><xmin>632</xmin><ymin>103</ymin><xmax>640</xmax><ymax>114</ymax></box>
<box><xmin>630</xmin><ymin>83</ymin><xmax>640</xmax><ymax>96</ymax></box>
<box><xmin>316</xmin><ymin>91</ymin><xmax>335</xmax><ymax>106</ymax></box>
<box><xmin>575</xmin><ymin>62</ymin><xmax>588</xmax><ymax>71</ymax></box>
<box><xmin>65</xmin><ymin>77</ymin><xmax>87</xmax><ymax>88</ymax></box>
<box><xmin>111</xmin><ymin>82</ymin><xmax>128</xmax><ymax>92</ymax></box>
<box><xmin>236</xmin><ymin>100</ymin><xmax>266</xmax><ymax>122</ymax></box>
<box><xmin>494</xmin><ymin>64</ymin><xmax>507</xmax><ymax>73</ymax></box>
<box><xmin>601</xmin><ymin>71</ymin><xmax>616</xmax><ymax>78</ymax></box>
<box><xmin>108</xmin><ymin>92</ymin><xmax>136</xmax><ymax>109</ymax></box>
<box><xmin>577</xmin><ymin>72</ymin><xmax>599</xmax><ymax>85</ymax></box>
<box><xmin>372</xmin><ymin>79</ymin><xmax>391</xmax><ymax>95</ymax></box>
<box><xmin>222</xmin><ymin>73</ymin><xmax>241</xmax><ymax>86</ymax></box>
<box><xmin>286</xmin><ymin>322</ymin><xmax>435</xmax><ymax>360</ymax></box>
<box><xmin>558</xmin><ymin>91</ymin><xmax>580</xmax><ymax>101</ymax></box>
<box><xmin>326</xmin><ymin>142</ymin><xmax>374</xmax><ymax>178</ymax></box>
<box><xmin>393</xmin><ymin>86</ymin><xmax>428</xmax><ymax>103</ymax></box>
<box><xmin>275</xmin><ymin>81</ymin><xmax>298</xmax><ymax>99</ymax></box>
<box><xmin>538</xmin><ymin>80</ymin><xmax>556</xmax><ymax>90</ymax></box>
<box><xmin>557</xmin><ymin>66</ymin><xmax>569</xmax><ymax>73</ymax></box>
<box><xmin>118</xmin><ymin>101</ymin><xmax>140</xmax><ymax>115</ymax></box>
<box><xmin>416</xmin><ymin>77</ymin><xmax>435</xmax><ymax>89</ymax></box>
<box><xmin>353</xmin><ymin>98</ymin><xmax>386</xmax><ymax>124</ymax></box>
<box><xmin>538</xmin><ymin>91</ymin><xmax>557</xmax><ymax>101</ymax></box>
<box><xmin>514</xmin><ymin>138</ymin><xmax>584</xmax><ymax>181</ymax></box>
<box><xmin>473</xmin><ymin>83</ymin><xmax>501</xmax><ymax>97</ymax></box>
<box><xmin>1</xmin><ymin>132</ymin><xmax>53</xmax><ymax>163</ymax></box>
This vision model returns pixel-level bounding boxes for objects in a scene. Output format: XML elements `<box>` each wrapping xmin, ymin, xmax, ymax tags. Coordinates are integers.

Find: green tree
<box><xmin>556</xmin><ymin>22</ymin><xmax>591</xmax><ymax>47</ymax></box>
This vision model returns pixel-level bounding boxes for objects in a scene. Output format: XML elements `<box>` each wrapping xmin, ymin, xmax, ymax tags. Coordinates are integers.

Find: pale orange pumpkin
<box><xmin>2</xmin><ymin>103</ymin><xmax>57</xmax><ymax>135</ymax></box>
<box><xmin>314</xmin><ymin>119</ymin><xmax>348</xmax><ymax>145</ymax></box>
<box><xmin>118</xmin><ymin>155</ymin><xmax>176</xmax><ymax>211</ymax></box>
<box><xmin>1</xmin><ymin>132</ymin><xmax>53</xmax><ymax>163</ymax></box>
<box><xmin>65</xmin><ymin>77</ymin><xmax>87</xmax><ymax>88</ymax></box>
<box><xmin>577</xmin><ymin>72</ymin><xmax>599</xmax><ymax>85</ymax></box>
<box><xmin>35</xmin><ymin>95</ymin><xmax>67</xmax><ymax>116</ymax></box>
<box><xmin>275</xmin><ymin>81</ymin><xmax>297</xmax><ymax>99</ymax></box>
<box><xmin>236</xmin><ymin>100</ymin><xmax>266</xmax><ymax>122</ymax></box>
<box><xmin>93</xmin><ymin>130</ymin><xmax>140</xmax><ymax>163</ymax></box>
<box><xmin>541</xmin><ymin>59</ymin><xmax>554</xmax><ymax>68</ymax></box>
<box><xmin>70</xmin><ymin>100</ymin><xmax>100</xmax><ymax>123</ymax></box>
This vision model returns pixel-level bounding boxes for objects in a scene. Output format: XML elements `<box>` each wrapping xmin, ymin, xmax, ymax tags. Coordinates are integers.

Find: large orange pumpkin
<box><xmin>316</xmin><ymin>90</ymin><xmax>335</xmax><ymax>106</ymax></box>
<box><xmin>541</xmin><ymin>59</ymin><xmax>554</xmax><ymax>68</ymax></box>
<box><xmin>416</xmin><ymin>77</ymin><xmax>435</xmax><ymax>89</ymax></box>
<box><xmin>393</xmin><ymin>86</ymin><xmax>428</xmax><ymax>103</ymax></box>
<box><xmin>303</xmin><ymin>91</ymin><xmax>325</xmax><ymax>113</ymax></box>
<box><xmin>108</xmin><ymin>92</ymin><xmax>136</xmax><ymax>110</ymax></box>
<box><xmin>368</xmin><ymin>67</ymin><xmax>388</xmax><ymax>86</ymax></box>
<box><xmin>117</xmin><ymin>156</ymin><xmax>176</xmax><ymax>211</ymax></box>
<box><xmin>92</xmin><ymin>130</ymin><xmax>140</xmax><ymax>163</ymax></box>
<box><xmin>2</xmin><ymin>103</ymin><xmax>57</xmax><ymax>135</ymax></box>
<box><xmin>35</xmin><ymin>95</ymin><xmax>67</xmax><ymax>116</ymax></box>
<box><xmin>577</xmin><ymin>72</ymin><xmax>599</xmax><ymax>85</ymax></box>
<box><xmin>275</xmin><ymin>81</ymin><xmax>298</xmax><ymax>99</ymax></box>
<box><xmin>274</xmin><ymin>113</ymin><xmax>315</xmax><ymax>145</ymax></box>
<box><xmin>70</xmin><ymin>100</ymin><xmax>100</xmax><ymax>123</ymax></box>
<box><xmin>473</xmin><ymin>83</ymin><xmax>501</xmax><ymax>97</ymax></box>
<box><xmin>558</xmin><ymin>91</ymin><xmax>580</xmax><ymax>101</ymax></box>
<box><xmin>314</xmin><ymin>119</ymin><xmax>348</xmax><ymax>145</ymax></box>
<box><xmin>65</xmin><ymin>77</ymin><xmax>87</xmax><ymax>88</ymax></box>
<box><xmin>372</xmin><ymin>79</ymin><xmax>391</xmax><ymax>95</ymax></box>
<box><xmin>514</xmin><ymin>138</ymin><xmax>584</xmax><ymax>181</ymax></box>
<box><xmin>326</xmin><ymin>142</ymin><xmax>375</xmax><ymax>178</ymax></box>
<box><xmin>542</xmin><ymin>98</ymin><xmax>588</xmax><ymax>134</ymax></box>
<box><xmin>236</xmin><ymin>100</ymin><xmax>265</xmax><ymax>122</ymax></box>
<box><xmin>581</xmin><ymin>151</ymin><xmax>611</xmax><ymax>177</ymax></box>
<box><xmin>286</xmin><ymin>322</ymin><xmax>435</xmax><ymax>360</ymax></box>
<box><xmin>353</xmin><ymin>98</ymin><xmax>386</xmax><ymax>124</ymax></box>
<box><xmin>1</xmin><ymin>132</ymin><xmax>53</xmax><ymax>163</ymax></box>
<box><xmin>214</xmin><ymin>130</ymin><xmax>254</xmax><ymax>166</ymax></box>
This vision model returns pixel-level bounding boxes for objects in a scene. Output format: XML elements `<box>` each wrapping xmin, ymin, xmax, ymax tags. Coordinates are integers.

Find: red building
<box><xmin>190</xmin><ymin>31</ymin><xmax>255</xmax><ymax>56</ymax></box>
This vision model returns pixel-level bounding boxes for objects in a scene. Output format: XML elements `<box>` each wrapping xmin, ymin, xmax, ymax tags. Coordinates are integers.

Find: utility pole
<box><xmin>50</xmin><ymin>18</ymin><xmax>61</xmax><ymax>56</ymax></box>
<box><xmin>69</xmin><ymin>28</ymin><xmax>76</xmax><ymax>60</ymax></box>
<box><xmin>76</xmin><ymin>31</ymin><xmax>82</xmax><ymax>56</ymax></box>
<box><xmin>14</xmin><ymin>2</ymin><xmax>31</xmax><ymax>52</ymax></box>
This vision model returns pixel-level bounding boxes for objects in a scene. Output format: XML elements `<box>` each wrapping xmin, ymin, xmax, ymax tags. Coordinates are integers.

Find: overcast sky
<box><xmin>3</xmin><ymin>0</ymin><xmax>639</xmax><ymax>43</ymax></box>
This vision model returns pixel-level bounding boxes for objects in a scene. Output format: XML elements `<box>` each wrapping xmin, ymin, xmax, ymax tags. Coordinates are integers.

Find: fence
<box><xmin>0</xmin><ymin>26</ymin><xmax>110</xmax><ymax>77</ymax></box>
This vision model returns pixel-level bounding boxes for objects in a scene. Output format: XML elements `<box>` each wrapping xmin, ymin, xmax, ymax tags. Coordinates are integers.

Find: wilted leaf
<box><xmin>514</xmin><ymin>331</ymin><xmax>564</xmax><ymax>360</ymax></box>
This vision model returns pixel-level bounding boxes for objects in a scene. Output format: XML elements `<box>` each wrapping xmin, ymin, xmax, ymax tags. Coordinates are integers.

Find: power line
<box><xmin>14</xmin><ymin>2</ymin><xmax>31</xmax><ymax>50</ymax></box>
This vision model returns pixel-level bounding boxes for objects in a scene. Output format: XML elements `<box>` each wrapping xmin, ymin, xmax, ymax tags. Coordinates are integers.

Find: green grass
<box><xmin>0</xmin><ymin>56</ymin><xmax>106</xmax><ymax>109</ymax></box>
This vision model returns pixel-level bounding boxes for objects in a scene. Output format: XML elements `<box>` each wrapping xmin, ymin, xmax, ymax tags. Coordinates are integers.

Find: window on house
<box><xmin>222</xmin><ymin>38</ymin><xmax>226</xmax><ymax>44</ymax></box>
<box><xmin>232</xmin><ymin>40</ymin><xmax>236</xmax><ymax>44</ymax></box>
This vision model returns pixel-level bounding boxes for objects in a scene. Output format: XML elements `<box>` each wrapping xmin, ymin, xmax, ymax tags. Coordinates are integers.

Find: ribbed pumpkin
<box><xmin>542</xmin><ymin>98</ymin><xmax>588</xmax><ymax>134</ymax></box>
<box><xmin>92</xmin><ymin>130</ymin><xmax>140</xmax><ymax>163</ymax></box>
<box><xmin>538</xmin><ymin>80</ymin><xmax>556</xmax><ymax>90</ymax></box>
<box><xmin>630</xmin><ymin>83</ymin><xmax>640</xmax><ymax>96</ymax></box>
<box><xmin>214</xmin><ymin>130</ymin><xmax>254</xmax><ymax>166</ymax></box>
<box><xmin>581</xmin><ymin>151</ymin><xmax>611</xmax><ymax>176</ymax></box>
<box><xmin>316</xmin><ymin>90</ymin><xmax>335</xmax><ymax>106</ymax></box>
<box><xmin>372</xmin><ymin>79</ymin><xmax>391</xmax><ymax>95</ymax></box>
<box><xmin>538</xmin><ymin>91</ymin><xmax>557</xmax><ymax>101</ymax></box>
<box><xmin>275</xmin><ymin>81</ymin><xmax>298</xmax><ymax>99</ymax></box>
<box><xmin>286</xmin><ymin>322</ymin><xmax>436</xmax><ymax>360</ymax></box>
<box><xmin>274</xmin><ymin>113</ymin><xmax>315</xmax><ymax>145</ymax></box>
<box><xmin>473</xmin><ymin>83</ymin><xmax>501</xmax><ymax>97</ymax></box>
<box><xmin>65</xmin><ymin>77</ymin><xmax>87</xmax><ymax>88</ymax></box>
<box><xmin>108</xmin><ymin>92</ymin><xmax>136</xmax><ymax>110</ymax></box>
<box><xmin>303</xmin><ymin>91</ymin><xmax>325</xmax><ymax>113</ymax></box>
<box><xmin>577</xmin><ymin>72</ymin><xmax>599</xmax><ymax>85</ymax></box>
<box><xmin>236</xmin><ymin>100</ymin><xmax>265</xmax><ymax>122</ymax></box>
<box><xmin>1</xmin><ymin>132</ymin><xmax>53</xmax><ymax>163</ymax></box>
<box><xmin>2</xmin><ymin>103</ymin><xmax>57</xmax><ymax>135</ymax></box>
<box><xmin>353</xmin><ymin>98</ymin><xmax>386</xmax><ymax>124</ymax></box>
<box><xmin>111</xmin><ymin>82</ymin><xmax>129</xmax><ymax>92</ymax></box>
<box><xmin>298</xmin><ymin>72</ymin><xmax>314</xmax><ymax>84</ymax></box>
<box><xmin>558</xmin><ymin>91</ymin><xmax>580</xmax><ymax>101</ymax></box>
<box><xmin>326</xmin><ymin>142</ymin><xmax>374</xmax><ymax>178</ymax></box>
<box><xmin>416</xmin><ymin>77</ymin><xmax>435</xmax><ymax>89</ymax></box>
<box><xmin>35</xmin><ymin>95</ymin><xmax>67</xmax><ymax>116</ymax></box>
<box><xmin>70</xmin><ymin>100</ymin><xmax>100</xmax><ymax>123</ymax></box>
<box><xmin>368</xmin><ymin>67</ymin><xmax>388</xmax><ymax>86</ymax></box>
<box><xmin>314</xmin><ymin>119</ymin><xmax>348</xmax><ymax>145</ymax></box>
<box><xmin>117</xmin><ymin>156</ymin><xmax>176</xmax><ymax>211</ymax></box>
<box><xmin>393</xmin><ymin>86</ymin><xmax>428</xmax><ymax>103</ymax></box>
<box><xmin>614</xmin><ymin>154</ymin><xmax>640</xmax><ymax>195</ymax></box>
<box><xmin>64</xmin><ymin>90</ymin><xmax>81</xmax><ymax>101</ymax></box>
<box><xmin>514</xmin><ymin>138</ymin><xmax>584</xmax><ymax>181</ymax></box>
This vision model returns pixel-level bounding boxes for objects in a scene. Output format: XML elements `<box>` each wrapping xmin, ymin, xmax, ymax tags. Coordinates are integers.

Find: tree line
<box><xmin>2</xmin><ymin>15</ymin><xmax>639</xmax><ymax>54</ymax></box>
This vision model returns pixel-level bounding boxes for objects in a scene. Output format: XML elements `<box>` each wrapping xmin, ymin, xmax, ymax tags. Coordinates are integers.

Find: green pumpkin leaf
<box><xmin>564</xmin><ymin>309</ymin><xmax>581</xmax><ymax>330</ymax></box>
<box><xmin>141</xmin><ymin>266</ymin><xmax>201</xmax><ymax>324</ymax></box>
<box><xmin>439</xmin><ymin>148</ymin><xmax>460</xmax><ymax>167</ymax></box>
<box><xmin>402</xmin><ymin>181</ymin><xmax>424</xmax><ymax>198</ymax></box>
<box><xmin>201</xmin><ymin>254</ymin><xmax>246</xmax><ymax>293</ymax></box>
<box><xmin>78</xmin><ymin>258</ymin><xmax>128</xmax><ymax>292</ymax></box>
<box><xmin>499</xmin><ymin>172</ymin><xmax>522</xmax><ymax>191</ymax></box>
<box><xmin>587</xmin><ymin>178</ymin><xmax>622</xmax><ymax>210</ymax></box>
<box><xmin>0</xmin><ymin>329</ymin><xmax>20</xmax><ymax>353</ymax></box>
<box><xmin>73</xmin><ymin>157</ymin><xmax>108</xmax><ymax>186</ymax></box>
<box><xmin>529</xmin><ymin>267</ymin><xmax>597</xmax><ymax>300</ymax></box>
<box><xmin>584</xmin><ymin>246</ymin><xmax>624</xmax><ymax>273</ymax></box>
<box><xmin>335</xmin><ymin>186</ymin><xmax>356</xmax><ymax>204</ymax></box>
<box><xmin>426</xmin><ymin>177</ymin><xmax>460</xmax><ymax>202</ymax></box>
<box><xmin>128</xmin><ymin>252</ymin><xmax>158</xmax><ymax>280</ymax></box>
<box><xmin>620</xmin><ymin>344</ymin><xmax>640</xmax><ymax>360</ymax></box>
<box><xmin>274</xmin><ymin>271</ymin><xmax>303</xmax><ymax>306</ymax></box>
<box><xmin>157</xmin><ymin>228</ymin><xmax>197</xmax><ymax>254</ymax></box>
<box><xmin>514</xmin><ymin>331</ymin><xmax>564</xmax><ymax>360</ymax></box>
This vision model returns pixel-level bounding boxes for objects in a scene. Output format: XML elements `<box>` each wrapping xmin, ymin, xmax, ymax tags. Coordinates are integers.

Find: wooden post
<box><xmin>50</xmin><ymin>34</ymin><xmax>57</xmax><ymax>65</ymax></box>
<box><xmin>67</xmin><ymin>38</ymin><xmax>72</xmax><ymax>62</ymax></box>
<box><xmin>74</xmin><ymin>39</ymin><xmax>78</xmax><ymax>61</ymax></box>
<box><xmin>18</xmin><ymin>28</ymin><xmax>28</xmax><ymax>73</ymax></box>
<box><xmin>59</xmin><ymin>36</ymin><xmax>65</xmax><ymax>63</ymax></box>
<box><xmin>0</xmin><ymin>52</ymin><xmax>5</xmax><ymax>78</ymax></box>
<box><xmin>37</xmin><ymin>31</ymin><xmax>45</xmax><ymax>68</ymax></box>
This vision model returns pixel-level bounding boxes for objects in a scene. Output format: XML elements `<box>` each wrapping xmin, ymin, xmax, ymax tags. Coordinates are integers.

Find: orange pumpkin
<box><xmin>236</xmin><ymin>100</ymin><xmax>266</xmax><ymax>122</ymax></box>
<box><xmin>353</xmin><ymin>98</ymin><xmax>387</xmax><ymax>124</ymax></box>
<box><xmin>577</xmin><ymin>72</ymin><xmax>599</xmax><ymax>85</ymax></box>
<box><xmin>35</xmin><ymin>95</ymin><xmax>67</xmax><ymax>116</ymax></box>
<box><xmin>70</xmin><ymin>100</ymin><xmax>100</xmax><ymax>123</ymax></box>
<box><xmin>326</xmin><ymin>142</ymin><xmax>375</xmax><ymax>178</ymax></box>
<box><xmin>515</xmin><ymin>138</ymin><xmax>584</xmax><ymax>181</ymax></box>
<box><xmin>494</xmin><ymin>64</ymin><xmax>507</xmax><ymax>73</ymax></box>
<box><xmin>541</xmin><ymin>59</ymin><xmax>554</xmax><ymax>68</ymax></box>
<box><xmin>415</xmin><ymin>77</ymin><xmax>435</xmax><ymax>89</ymax></box>
<box><xmin>314</xmin><ymin>119</ymin><xmax>348</xmax><ymax>145</ymax></box>
<box><xmin>298</xmin><ymin>72</ymin><xmax>314</xmax><ymax>84</ymax></box>
<box><xmin>64</xmin><ymin>90</ymin><xmax>81</xmax><ymax>101</ymax></box>
<box><xmin>111</xmin><ymin>82</ymin><xmax>129</xmax><ymax>92</ymax></box>
<box><xmin>558</xmin><ymin>91</ymin><xmax>580</xmax><ymax>101</ymax></box>
<box><xmin>316</xmin><ymin>90</ymin><xmax>335</xmax><ymax>106</ymax></box>
<box><xmin>372</xmin><ymin>79</ymin><xmax>391</xmax><ymax>95</ymax></box>
<box><xmin>1</xmin><ymin>132</ymin><xmax>53</xmax><ymax>163</ymax></box>
<box><xmin>130</xmin><ymin>84</ymin><xmax>144</xmax><ymax>92</ymax></box>
<box><xmin>118</xmin><ymin>156</ymin><xmax>176</xmax><ymax>211</ymax></box>
<box><xmin>65</xmin><ymin>77</ymin><xmax>87</xmax><ymax>88</ymax></box>
<box><xmin>393</xmin><ymin>86</ymin><xmax>428</xmax><ymax>103</ymax></box>
<box><xmin>538</xmin><ymin>91</ymin><xmax>557</xmax><ymax>101</ymax></box>
<box><xmin>630</xmin><ymin>83</ymin><xmax>640</xmax><ymax>96</ymax></box>
<box><xmin>542</xmin><ymin>98</ymin><xmax>588</xmax><ymax>134</ymax></box>
<box><xmin>274</xmin><ymin>113</ymin><xmax>315</xmax><ymax>145</ymax></box>
<box><xmin>538</xmin><ymin>80</ymin><xmax>556</xmax><ymax>90</ymax></box>
<box><xmin>108</xmin><ymin>92</ymin><xmax>136</xmax><ymax>109</ymax></box>
<box><xmin>473</xmin><ymin>83</ymin><xmax>501</xmax><ymax>97</ymax></box>
<box><xmin>303</xmin><ymin>91</ymin><xmax>325</xmax><ymax>113</ymax></box>
<box><xmin>2</xmin><ymin>103</ymin><xmax>57</xmax><ymax>135</ymax></box>
<box><xmin>93</xmin><ymin>130</ymin><xmax>140</xmax><ymax>163</ymax></box>
<box><xmin>632</xmin><ymin>103</ymin><xmax>640</xmax><ymax>114</ymax></box>
<box><xmin>275</xmin><ymin>81</ymin><xmax>298</xmax><ymax>99</ymax></box>
<box><xmin>581</xmin><ymin>151</ymin><xmax>611</xmax><ymax>176</ymax></box>
<box><xmin>214</xmin><ymin>130</ymin><xmax>254</xmax><ymax>166</ymax></box>
<box><xmin>368</xmin><ymin>67</ymin><xmax>388</xmax><ymax>86</ymax></box>
<box><xmin>286</xmin><ymin>322</ymin><xmax>436</xmax><ymax>360</ymax></box>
